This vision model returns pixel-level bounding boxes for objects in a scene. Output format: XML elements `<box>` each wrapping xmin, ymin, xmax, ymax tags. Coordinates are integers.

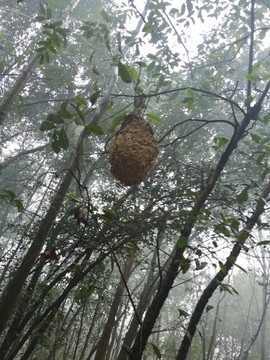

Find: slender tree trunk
<box><xmin>206</xmin><ymin>291</ymin><xmax>225</xmax><ymax>360</ymax></box>
<box><xmin>72</xmin><ymin>303</ymin><xmax>86</xmax><ymax>360</ymax></box>
<box><xmin>237</xmin><ymin>284</ymin><xmax>255</xmax><ymax>360</ymax></box>
<box><xmin>78</xmin><ymin>297</ymin><xmax>102</xmax><ymax>360</ymax></box>
<box><xmin>117</xmin><ymin>228</ymin><xmax>166</xmax><ymax>360</ymax></box>
<box><xmin>94</xmin><ymin>256</ymin><xmax>134</xmax><ymax>360</ymax></box>
<box><xmin>113</xmin><ymin>300</ymin><xmax>129</xmax><ymax>359</ymax></box>
<box><xmin>45</xmin><ymin>300</ymin><xmax>75</xmax><ymax>360</ymax></box>
<box><xmin>0</xmin><ymin>54</ymin><xmax>40</xmax><ymax>124</ymax></box>
<box><xmin>242</xmin><ymin>278</ymin><xmax>270</xmax><ymax>358</ymax></box>
<box><xmin>258</xmin><ymin>245</ymin><xmax>270</xmax><ymax>360</ymax></box>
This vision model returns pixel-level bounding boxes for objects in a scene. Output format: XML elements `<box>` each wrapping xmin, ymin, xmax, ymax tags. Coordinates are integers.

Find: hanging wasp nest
<box><xmin>109</xmin><ymin>112</ymin><xmax>159</xmax><ymax>186</ymax></box>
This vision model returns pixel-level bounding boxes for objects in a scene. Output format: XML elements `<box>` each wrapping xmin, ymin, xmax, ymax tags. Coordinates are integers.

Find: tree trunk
<box><xmin>237</xmin><ymin>285</ymin><xmax>255</xmax><ymax>360</ymax></box>
<box><xmin>94</xmin><ymin>256</ymin><xmax>134</xmax><ymax>360</ymax></box>
<box><xmin>117</xmin><ymin>228</ymin><xmax>166</xmax><ymax>360</ymax></box>
<box><xmin>0</xmin><ymin>54</ymin><xmax>40</xmax><ymax>124</ymax></box>
<box><xmin>78</xmin><ymin>297</ymin><xmax>102</xmax><ymax>360</ymax></box>
<box><xmin>206</xmin><ymin>291</ymin><xmax>225</xmax><ymax>360</ymax></box>
<box><xmin>241</xmin><ymin>256</ymin><xmax>270</xmax><ymax>360</ymax></box>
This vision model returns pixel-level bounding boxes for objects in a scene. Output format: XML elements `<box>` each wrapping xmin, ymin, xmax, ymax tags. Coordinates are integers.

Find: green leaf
<box><xmin>187</xmin><ymin>87</ymin><xmax>196</xmax><ymax>97</ymax></box>
<box><xmin>234</xmin><ymin>263</ymin><xmax>247</xmax><ymax>273</ymax></box>
<box><xmin>92</xmin><ymin>65</ymin><xmax>100</xmax><ymax>75</ymax></box>
<box><xmin>235</xmin><ymin>27</ymin><xmax>244</xmax><ymax>39</ymax></box>
<box><xmin>51</xmin><ymin>132</ymin><xmax>61</xmax><ymax>153</ymax></box>
<box><xmin>257</xmin><ymin>240</ymin><xmax>270</xmax><ymax>246</ymax></box>
<box><xmin>13</xmin><ymin>199</ymin><xmax>24</xmax><ymax>212</ymax></box>
<box><xmin>219</xmin><ymin>262</ymin><xmax>228</xmax><ymax>275</ymax></box>
<box><xmin>263</xmin><ymin>145</ymin><xmax>270</xmax><ymax>153</ymax></box>
<box><xmin>213</xmin><ymin>137</ymin><xmax>229</xmax><ymax>150</ymax></box>
<box><xmin>86</xmin><ymin>124</ymin><xmax>104</xmax><ymax>135</ymax></box>
<box><xmin>59</xmin><ymin>129</ymin><xmax>69</xmax><ymax>150</ymax></box>
<box><xmin>58</xmin><ymin>107</ymin><xmax>72</xmax><ymax>119</ymax></box>
<box><xmin>214</xmin><ymin>224</ymin><xmax>231</xmax><ymax>237</ymax></box>
<box><xmin>206</xmin><ymin>305</ymin><xmax>214</xmax><ymax>313</ymax></box>
<box><xmin>246</xmin><ymin>70</ymin><xmax>260</xmax><ymax>83</ymax></box>
<box><xmin>143</xmin><ymin>22</ymin><xmax>152</xmax><ymax>33</ymax></box>
<box><xmin>180</xmin><ymin>3</ymin><xmax>185</xmax><ymax>16</ymax></box>
<box><xmin>118</xmin><ymin>62</ymin><xmax>132</xmax><ymax>83</ymax></box>
<box><xmin>211</xmin><ymin>51</ymin><xmax>223</xmax><ymax>58</ymax></box>
<box><xmin>45</xmin><ymin>51</ymin><xmax>50</xmax><ymax>63</ymax></box>
<box><xmin>70</xmin><ymin>104</ymin><xmax>85</xmax><ymax>122</ymax></box>
<box><xmin>150</xmin><ymin>343</ymin><xmax>161</xmax><ymax>359</ymax></box>
<box><xmin>212</xmin><ymin>240</ymin><xmax>218</xmax><ymax>247</ymax></box>
<box><xmin>147</xmin><ymin>113</ymin><xmax>161</xmax><ymax>122</ymax></box>
<box><xmin>110</xmin><ymin>114</ymin><xmax>128</xmax><ymax>132</ymax></box>
<box><xmin>186</xmin><ymin>0</ymin><xmax>193</xmax><ymax>13</ymax></box>
<box><xmin>39</xmin><ymin>54</ymin><xmax>45</xmax><ymax>65</ymax></box>
<box><xmin>35</xmin><ymin>15</ymin><xmax>46</xmax><ymax>22</ymax></box>
<box><xmin>178</xmin><ymin>236</ymin><xmax>188</xmax><ymax>248</ymax></box>
<box><xmin>49</xmin><ymin>45</ymin><xmax>57</xmax><ymax>54</ymax></box>
<box><xmin>244</xmin><ymin>95</ymin><xmax>254</xmax><ymax>107</ymax></box>
<box><xmin>129</xmin><ymin>67</ymin><xmax>139</xmax><ymax>82</ymax></box>
<box><xmin>100</xmin><ymin>9</ymin><xmax>111</xmax><ymax>23</ymax></box>
<box><xmin>178</xmin><ymin>308</ymin><xmax>189</xmax><ymax>317</ymax></box>
<box><xmin>220</xmin><ymin>283</ymin><xmax>239</xmax><ymax>295</ymax></box>
<box><xmin>182</xmin><ymin>96</ymin><xmax>194</xmax><ymax>104</ymax></box>
<box><xmin>259</xmin><ymin>30</ymin><xmax>266</xmax><ymax>40</ymax></box>
<box><xmin>180</xmin><ymin>258</ymin><xmax>191</xmax><ymax>273</ymax></box>
<box><xmin>75</xmin><ymin>286</ymin><xmax>95</xmax><ymax>304</ymax></box>
<box><xmin>0</xmin><ymin>189</ymin><xmax>16</xmax><ymax>200</ymax></box>
<box><xmin>40</xmin><ymin>121</ymin><xmax>56</xmax><ymax>131</ymax></box>
<box><xmin>0</xmin><ymin>190</ymin><xmax>24</xmax><ymax>212</ymax></box>
<box><xmin>236</xmin><ymin>187</ymin><xmax>249</xmax><ymax>204</ymax></box>
<box><xmin>76</xmin><ymin>96</ymin><xmax>87</xmax><ymax>106</ymax></box>
<box><xmin>250</xmin><ymin>133</ymin><xmax>261</xmax><ymax>143</ymax></box>
<box><xmin>136</xmin><ymin>61</ymin><xmax>147</xmax><ymax>67</ymax></box>
<box><xmin>52</xmin><ymin>20</ymin><xmax>63</xmax><ymax>27</ymax></box>
<box><xmin>182</xmin><ymin>97</ymin><xmax>194</xmax><ymax>110</ymax></box>
<box><xmin>46</xmin><ymin>7</ymin><xmax>52</xmax><ymax>19</ymax></box>
<box><xmin>90</xmin><ymin>91</ymin><xmax>101</xmax><ymax>105</ymax></box>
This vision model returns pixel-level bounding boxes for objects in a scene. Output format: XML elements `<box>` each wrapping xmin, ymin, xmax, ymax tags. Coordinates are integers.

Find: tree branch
<box><xmin>0</xmin><ymin>144</ymin><xmax>49</xmax><ymax>171</ymax></box>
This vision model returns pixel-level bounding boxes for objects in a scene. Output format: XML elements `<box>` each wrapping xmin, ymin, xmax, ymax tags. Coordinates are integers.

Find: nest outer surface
<box><xmin>109</xmin><ymin>114</ymin><xmax>159</xmax><ymax>186</ymax></box>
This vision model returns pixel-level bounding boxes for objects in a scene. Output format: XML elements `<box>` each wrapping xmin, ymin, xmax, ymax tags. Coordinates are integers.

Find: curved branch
<box><xmin>158</xmin><ymin>118</ymin><xmax>236</xmax><ymax>144</ymax></box>
<box><xmin>112</xmin><ymin>87</ymin><xmax>246</xmax><ymax>115</ymax></box>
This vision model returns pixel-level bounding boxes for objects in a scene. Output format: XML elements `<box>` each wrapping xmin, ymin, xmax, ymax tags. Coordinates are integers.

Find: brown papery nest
<box><xmin>109</xmin><ymin>112</ymin><xmax>159</xmax><ymax>186</ymax></box>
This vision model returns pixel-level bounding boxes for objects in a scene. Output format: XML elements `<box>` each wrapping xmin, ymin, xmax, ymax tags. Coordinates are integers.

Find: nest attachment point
<box><xmin>109</xmin><ymin>113</ymin><xmax>159</xmax><ymax>186</ymax></box>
